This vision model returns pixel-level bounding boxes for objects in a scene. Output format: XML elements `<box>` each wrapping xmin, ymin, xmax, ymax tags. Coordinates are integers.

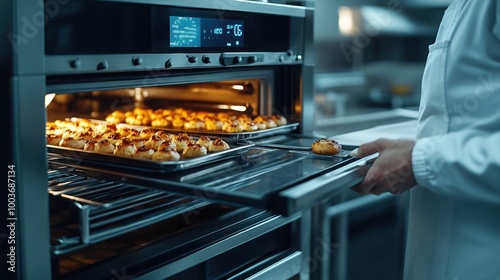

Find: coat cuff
<box><xmin>412</xmin><ymin>138</ymin><xmax>435</xmax><ymax>189</ymax></box>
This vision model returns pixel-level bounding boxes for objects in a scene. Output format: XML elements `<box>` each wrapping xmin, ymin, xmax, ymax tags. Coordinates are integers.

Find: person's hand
<box><xmin>351</xmin><ymin>138</ymin><xmax>417</xmax><ymax>195</ymax></box>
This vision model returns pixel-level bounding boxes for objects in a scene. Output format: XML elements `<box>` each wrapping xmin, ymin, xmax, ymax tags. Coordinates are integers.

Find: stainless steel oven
<box><xmin>3</xmin><ymin>0</ymin><xmax>372</xmax><ymax>279</ymax></box>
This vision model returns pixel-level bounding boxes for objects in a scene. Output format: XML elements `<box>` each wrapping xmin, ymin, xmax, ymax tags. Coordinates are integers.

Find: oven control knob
<box><xmin>69</xmin><ymin>58</ymin><xmax>81</xmax><ymax>69</ymax></box>
<box><xmin>132</xmin><ymin>57</ymin><xmax>143</xmax><ymax>66</ymax></box>
<box><xmin>97</xmin><ymin>61</ymin><xmax>108</xmax><ymax>71</ymax></box>
<box><xmin>165</xmin><ymin>59</ymin><xmax>173</xmax><ymax>69</ymax></box>
<box><xmin>287</xmin><ymin>50</ymin><xmax>294</xmax><ymax>56</ymax></box>
<box><xmin>188</xmin><ymin>56</ymin><xmax>197</xmax><ymax>63</ymax></box>
<box><xmin>202</xmin><ymin>56</ymin><xmax>212</xmax><ymax>64</ymax></box>
<box><xmin>248</xmin><ymin>55</ymin><xmax>257</xmax><ymax>63</ymax></box>
<box><xmin>233</xmin><ymin>56</ymin><xmax>242</xmax><ymax>64</ymax></box>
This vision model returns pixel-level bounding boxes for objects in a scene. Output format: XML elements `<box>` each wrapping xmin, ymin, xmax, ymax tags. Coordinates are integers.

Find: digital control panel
<box><xmin>170</xmin><ymin>16</ymin><xmax>244</xmax><ymax>48</ymax></box>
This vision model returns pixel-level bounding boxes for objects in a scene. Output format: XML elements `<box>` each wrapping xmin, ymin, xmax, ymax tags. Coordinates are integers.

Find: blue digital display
<box><xmin>170</xmin><ymin>16</ymin><xmax>244</xmax><ymax>48</ymax></box>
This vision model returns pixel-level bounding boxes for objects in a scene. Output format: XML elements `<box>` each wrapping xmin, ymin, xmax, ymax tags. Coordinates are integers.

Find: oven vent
<box><xmin>47</xmin><ymin>166</ymin><xmax>210</xmax><ymax>255</ymax></box>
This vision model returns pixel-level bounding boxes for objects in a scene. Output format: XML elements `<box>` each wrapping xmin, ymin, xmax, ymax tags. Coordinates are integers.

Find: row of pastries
<box><xmin>46</xmin><ymin>119</ymin><xmax>230</xmax><ymax>161</ymax></box>
<box><xmin>105</xmin><ymin>107</ymin><xmax>288</xmax><ymax>132</ymax></box>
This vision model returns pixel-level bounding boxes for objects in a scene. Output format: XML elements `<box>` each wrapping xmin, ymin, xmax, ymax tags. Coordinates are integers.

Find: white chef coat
<box><xmin>405</xmin><ymin>0</ymin><xmax>500</xmax><ymax>279</ymax></box>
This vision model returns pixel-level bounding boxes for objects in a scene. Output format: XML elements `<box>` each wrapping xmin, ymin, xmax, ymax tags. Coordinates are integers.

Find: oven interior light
<box><xmin>45</xmin><ymin>93</ymin><xmax>56</xmax><ymax>107</ymax></box>
<box><xmin>231</xmin><ymin>85</ymin><xmax>245</xmax><ymax>91</ymax></box>
<box><xmin>216</xmin><ymin>104</ymin><xmax>247</xmax><ymax>112</ymax></box>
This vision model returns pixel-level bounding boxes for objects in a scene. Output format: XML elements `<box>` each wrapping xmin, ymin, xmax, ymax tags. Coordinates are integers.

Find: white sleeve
<box><xmin>412</xmin><ymin>130</ymin><xmax>500</xmax><ymax>204</ymax></box>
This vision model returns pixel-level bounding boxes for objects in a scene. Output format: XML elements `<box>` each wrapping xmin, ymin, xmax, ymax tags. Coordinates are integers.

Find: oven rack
<box><xmin>48</xmin><ymin>165</ymin><xmax>211</xmax><ymax>255</ymax></box>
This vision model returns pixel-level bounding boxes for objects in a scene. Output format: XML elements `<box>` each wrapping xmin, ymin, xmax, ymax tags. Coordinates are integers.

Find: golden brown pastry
<box><xmin>155</xmin><ymin>130</ymin><xmax>174</xmax><ymax>141</ymax></box>
<box><xmin>271</xmin><ymin>114</ymin><xmax>287</xmax><ymax>126</ymax></box>
<box><xmin>144</xmin><ymin>135</ymin><xmax>165</xmax><ymax>151</ymax></box>
<box><xmin>311</xmin><ymin>138</ymin><xmax>342</xmax><ymax>155</ymax></box>
<box><xmin>208</xmin><ymin>138</ymin><xmax>230</xmax><ymax>152</ymax></box>
<box><xmin>222</xmin><ymin>120</ymin><xmax>244</xmax><ymax>133</ymax></box>
<box><xmin>59</xmin><ymin>137</ymin><xmax>86</xmax><ymax>149</ymax></box>
<box><xmin>157</xmin><ymin>141</ymin><xmax>177</xmax><ymax>151</ymax></box>
<box><xmin>152</xmin><ymin>146</ymin><xmax>180</xmax><ymax>161</ymax></box>
<box><xmin>105</xmin><ymin>110</ymin><xmax>126</xmax><ymax>124</ymax></box>
<box><xmin>95</xmin><ymin>140</ymin><xmax>115</xmax><ymax>154</ymax></box>
<box><xmin>133</xmin><ymin>146</ymin><xmax>155</xmax><ymax>159</ymax></box>
<box><xmin>205</xmin><ymin>117</ymin><xmax>224</xmax><ymax>131</ymax></box>
<box><xmin>184</xmin><ymin>118</ymin><xmax>206</xmax><ymax>130</ymax></box>
<box><xmin>182</xmin><ymin>143</ymin><xmax>208</xmax><ymax>158</ymax></box>
<box><xmin>151</xmin><ymin>118</ymin><xmax>171</xmax><ymax>128</ymax></box>
<box><xmin>196</xmin><ymin>136</ymin><xmax>212</xmax><ymax>150</ymax></box>
<box><xmin>46</xmin><ymin>134</ymin><xmax>62</xmax><ymax>146</ymax></box>
<box><xmin>242</xmin><ymin>121</ymin><xmax>258</xmax><ymax>132</ymax></box>
<box><xmin>172</xmin><ymin>133</ymin><xmax>194</xmax><ymax>152</ymax></box>
<box><xmin>84</xmin><ymin>140</ymin><xmax>98</xmax><ymax>152</ymax></box>
<box><xmin>139</xmin><ymin>128</ymin><xmax>156</xmax><ymax>140</ymax></box>
<box><xmin>114</xmin><ymin>138</ymin><xmax>138</xmax><ymax>157</ymax></box>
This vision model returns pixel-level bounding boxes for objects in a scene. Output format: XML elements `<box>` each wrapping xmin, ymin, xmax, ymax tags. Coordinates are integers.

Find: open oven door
<box><xmin>48</xmin><ymin>138</ymin><xmax>376</xmax><ymax>217</ymax></box>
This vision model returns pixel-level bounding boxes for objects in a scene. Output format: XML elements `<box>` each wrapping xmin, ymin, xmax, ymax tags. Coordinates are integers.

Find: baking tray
<box><xmin>66</xmin><ymin>118</ymin><xmax>299</xmax><ymax>140</ymax></box>
<box><xmin>153</xmin><ymin>122</ymin><xmax>300</xmax><ymax>139</ymax></box>
<box><xmin>47</xmin><ymin>138</ymin><xmax>254</xmax><ymax>173</ymax></box>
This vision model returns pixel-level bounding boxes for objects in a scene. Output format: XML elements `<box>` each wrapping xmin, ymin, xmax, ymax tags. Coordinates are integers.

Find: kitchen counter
<box><xmin>334</xmin><ymin>119</ymin><xmax>417</xmax><ymax>146</ymax></box>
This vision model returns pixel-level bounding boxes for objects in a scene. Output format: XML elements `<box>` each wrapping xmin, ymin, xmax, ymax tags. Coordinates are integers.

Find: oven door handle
<box><xmin>274</xmin><ymin>154</ymin><xmax>377</xmax><ymax>216</ymax></box>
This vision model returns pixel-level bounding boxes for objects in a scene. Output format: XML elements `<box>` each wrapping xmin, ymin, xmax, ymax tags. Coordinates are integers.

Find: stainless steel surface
<box><xmin>276</xmin><ymin>154</ymin><xmax>376</xmax><ymax>215</ymax></box>
<box><xmin>48</xmin><ymin>167</ymin><xmax>212</xmax><ymax>254</ymax></box>
<box><xmin>5</xmin><ymin>0</ymin><xmax>375</xmax><ymax>278</ymax></box>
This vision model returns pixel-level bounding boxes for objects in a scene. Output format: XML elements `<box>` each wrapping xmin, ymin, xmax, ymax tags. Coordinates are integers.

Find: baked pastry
<box><xmin>196</xmin><ymin>136</ymin><xmax>212</xmax><ymax>150</ymax></box>
<box><xmin>126</xmin><ymin>130</ymin><xmax>142</xmax><ymax>140</ymax></box>
<box><xmin>184</xmin><ymin>118</ymin><xmax>206</xmax><ymax>130</ymax></box>
<box><xmin>117</xmin><ymin>127</ymin><xmax>138</xmax><ymax>137</ymax></box>
<box><xmin>205</xmin><ymin>117</ymin><xmax>224</xmax><ymax>131</ymax></box>
<box><xmin>222</xmin><ymin>120</ymin><xmax>243</xmax><ymax>133</ymax></box>
<box><xmin>182</xmin><ymin>143</ymin><xmax>207</xmax><ymax>158</ymax></box>
<box><xmin>145</xmin><ymin>135</ymin><xmax>165</xmax><ymax>150</ymax></box>
<box><xmin>84</xmin><ymin>140</ymin><xmax>98</xmax><ymax>152</ymax></box>
<box><xmin>105</xmin><ymin>110</ymin><xmax>126</xmax><ymax>124</ymax></box>
<box><xmin>139</xmin><ymin>128</ymin><xmax>156</xmax><ymax>140</ymax></box>
<box><xmin>46</xmin><ymin>134</ymin><xmax>62</xmax><ymax>146</ymax></box>
<box><xmin>95</xmin><ymin>140</ymin><xmax>115</xmax><ymax>154</ymax></box>
<box><xmin>172</xmin><ymin>133</ymin><xmax>194</xmax><ymax>152</ymax></box>
<box><xmin>152</xmin><ymin>146</ymin><xmax>180</xmax><ymax>161</ymax></box>
<box><xmin>242</xmin><ymin>121</ymin><xmax>258</xmax><ymax>132</ymax></box>
<box><xmin>155</xmin><ymin>130</ymin><xmax>174</xmax><ymax>141</ymax></box>
<box><xmin>208</xmin><ymin>138</ymin><xmax>230</xmax><ymax>152</ymax></box>
<box><xmin>151</xmin><ymin>118</ymin><xmax>170</xmax><ymax>128</ymax></box>
<box><xmin>271</xmin><ymin>114</ymin><xmax>287</xmax><ymax>126</ymax></box>
<box><xmin>59</xmin><ymin>137</ymin><xmax>86</xmax><ymax>149</ymax></box>
<box><xmin>114</xmin><ymin>138</ymin><xmax>138</xmax><ymax>157</ymax></box>
<box><xmin>311</xmin><ymin>138</ymin><xmax>342</xmax><ymax>155</ymax></box>
<box><xmin>133</xmin><ymin>146</ymin><xmax>155</xmax><ymax>159</ymax></box>
<box><xmin>157</xmin><ymin>141</ymin><xmax>177</xmax><ymax>151</ymax></box>
<box><xmin>131</xmin><ymin>138</ymin><xmax>146</xmax><ymax>148</ymax></box>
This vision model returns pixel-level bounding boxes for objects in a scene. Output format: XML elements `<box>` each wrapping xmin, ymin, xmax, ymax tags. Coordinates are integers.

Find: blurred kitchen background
<box><xmin>313</xmin><ymin>0</ymin><xmax>450</xmax><ymax>136</ymax></box>
<box><xmin>310</xmin><ymin>1</ymin><xmax>450</xmax><ymax>279</ymax></box>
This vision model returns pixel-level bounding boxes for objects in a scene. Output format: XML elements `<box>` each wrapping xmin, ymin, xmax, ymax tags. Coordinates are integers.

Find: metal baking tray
<box><xmin>47</xmin><ymin>138</ymin><xmax>254</xmax><ymax>173</ymax></box>
<box><xmin>66</xmin><ymin>118</ymin><xmax>299</xmax><ymax>140</ymax></box>
<box><xmin>153</xmin><ymin>122</ymin><xmax>300</xmax><ymax>139</ymax></box>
